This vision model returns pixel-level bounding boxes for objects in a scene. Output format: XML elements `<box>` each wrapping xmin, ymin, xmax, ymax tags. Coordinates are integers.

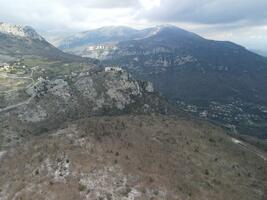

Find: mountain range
<box><xmin>56</xmin><ymin>25</ymin><xmax>267</xmax><ymax>138</ymax></box>
<box><xmin>0</xmin><ymin>22</ymin><xmax>267</xmax><ymax>200</ymax></box>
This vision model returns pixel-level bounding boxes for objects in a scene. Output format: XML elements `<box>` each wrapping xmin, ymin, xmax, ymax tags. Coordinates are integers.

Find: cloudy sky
<box><xmin>1</xmin><ymin>0</ymin><xmax>267</xmax><ymax>54</ymax></box>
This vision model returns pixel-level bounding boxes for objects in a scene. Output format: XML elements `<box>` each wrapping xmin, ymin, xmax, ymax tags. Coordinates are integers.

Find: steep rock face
<box><xmin>2</xmin><ymin>68</ymin><xmax>170</xmax><ymax>135</ymax></box>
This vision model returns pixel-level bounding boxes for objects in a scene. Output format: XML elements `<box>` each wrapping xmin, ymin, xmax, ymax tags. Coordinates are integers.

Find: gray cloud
<box><xmin>61</xmin><ymin>0</ymin><xmax>139</xmax><ymax>8</ymax></box>
<box><xmin>141</xmin><ymin>0</ymin><xmax>267</xmax><ymax>25</ymax></box>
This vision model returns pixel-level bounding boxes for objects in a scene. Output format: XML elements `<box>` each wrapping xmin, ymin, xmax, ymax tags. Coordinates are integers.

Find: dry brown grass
<box><xmin>0</xmin><ymin>115</ymin><xmax>266</xmax><ymax>200</ymax></box>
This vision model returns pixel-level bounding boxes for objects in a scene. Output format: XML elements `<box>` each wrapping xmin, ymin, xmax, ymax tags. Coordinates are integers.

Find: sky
<box><xmin>1</xmin><ymin>0</ymin><xmax>267</xmax><ymax>54</ymax></box>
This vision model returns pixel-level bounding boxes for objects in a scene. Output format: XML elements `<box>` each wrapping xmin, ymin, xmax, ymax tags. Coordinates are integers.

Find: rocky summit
<box><xmin>0</xmin><ymin>22</ymin><xmax>44</xmax><ymax>40</ymax></box>
<box><xmin>0</xmin><ymin>22</ymin><xmax>89</xmax><ymax>63</ymax></box>
<box><xmin>0</xmin><ymin>67</ymin><xmax>169</xmax><ymax>142</ymax></box>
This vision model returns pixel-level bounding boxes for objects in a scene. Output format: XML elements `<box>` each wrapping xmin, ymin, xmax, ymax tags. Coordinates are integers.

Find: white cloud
<box><xmin>142</xmin><ymin>0</ymin><xmax>267</xmax><ymax>25</ymax></box>
<box><xmin>139</xmin><ymin>0</ymin><xmax>161</xmax><ymax>10</ymax></box>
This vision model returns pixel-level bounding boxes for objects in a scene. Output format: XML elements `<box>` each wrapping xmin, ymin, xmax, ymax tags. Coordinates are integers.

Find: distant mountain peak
<box><xmin>156</xmin><ymin>24</ymin><xmax>179</xmax><ymax>29</ymax></box>
<box><xmin>147</xmin><ymin>24</ymin><xmax>202</xmax><ymax>40</ymax></box>
<box><xmin>0</xmin><ymin>22</ymin><xmax>44</xmax><ymax>41</ymax></box>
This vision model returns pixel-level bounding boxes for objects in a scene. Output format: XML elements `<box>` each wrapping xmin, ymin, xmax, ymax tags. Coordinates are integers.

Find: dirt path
<box><xmin>0</xmin><ymin>96</ymin><xmax>34</xmax><ymax>113</ymax></box>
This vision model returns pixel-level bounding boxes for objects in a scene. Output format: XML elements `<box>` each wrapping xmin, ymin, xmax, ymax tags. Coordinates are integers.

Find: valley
<box><xmin>0</xmin><ymin>22</ymin><xmax>266</xmax><ymax>200</ymax></box>
<box><xmin>57</xmin><ymin>25</ymin><xmax>267</xmax><ymax>139</ymax></box>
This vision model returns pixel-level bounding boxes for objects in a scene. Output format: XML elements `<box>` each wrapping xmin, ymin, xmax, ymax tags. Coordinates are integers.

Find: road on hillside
<box><xmin>231</xmin><ymin>137</ymin><xmax>267</xmax><ymax>162</ymax></box>
<box><xmin>0</xmin><ymin>96</ymin><xmax>34</xmax><ymax>113</ymax></box>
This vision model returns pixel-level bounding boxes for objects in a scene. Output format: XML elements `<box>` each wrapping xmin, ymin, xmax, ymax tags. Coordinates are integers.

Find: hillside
<box><xmin>0</xmin><ymin>23</ymin><xmax>172</xmax><ymax>149</ymax></box>
<box><xmin>1</xmin><ymin>23</ymin><xmax>267</xmax><ymax>200</ymax></box>
<box><xmin>57</xmin><ymin>25</ymin><xmax>267</xmax><ymax>138</ymax></box>
<box><xmin>0</xmin><ymin>115</ymin><xmax>266</xmax><ymax>200</ymax></box>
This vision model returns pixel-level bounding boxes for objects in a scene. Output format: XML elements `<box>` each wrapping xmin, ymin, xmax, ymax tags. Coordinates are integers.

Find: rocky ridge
<box><xmin>0</xmin><ymin>67</ymin><xmax>170</xmax><ymax>144</ymax></box>
<box><xmin>0</xmin><ymin>22</ymin><xmax>44</xmax><ymax>40</ymax></box>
